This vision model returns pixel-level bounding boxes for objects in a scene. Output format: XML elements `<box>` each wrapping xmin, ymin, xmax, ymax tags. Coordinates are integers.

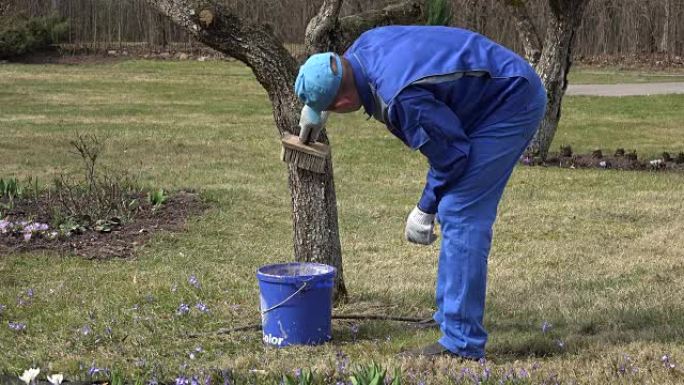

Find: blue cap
<box><xmin>295</xmin><ymin>53</ymin><xmax>342</xmax><ymax>117</ymax></box>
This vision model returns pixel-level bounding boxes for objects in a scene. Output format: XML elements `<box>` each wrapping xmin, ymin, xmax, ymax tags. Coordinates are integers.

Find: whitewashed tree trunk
<box><xmin>501</xmin><ymin>0</ymin><xmax>590</xmax><ymax>160</ymax></box>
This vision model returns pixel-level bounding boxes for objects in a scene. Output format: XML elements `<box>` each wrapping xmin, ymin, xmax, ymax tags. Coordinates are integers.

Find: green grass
<box><xmin>1</xmin><ymin>60</ymin><xmax>684</xmax><ymax>384</ymax></box>
<box><xmin>570</xmin><ymin>66</ymin><xmax>684</xmax><ymax>84</ymax></box>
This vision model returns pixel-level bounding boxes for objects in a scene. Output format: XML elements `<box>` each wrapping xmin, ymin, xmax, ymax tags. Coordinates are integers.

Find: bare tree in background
<box><xmin>143</xmin><ymin>0</ymin><xmax>426</xmax><ymax>301</ymax></box>
<box><xmin>502</xmin><ymin>0</ymin><xmax>591</xmax><ymax>160</ymax></box>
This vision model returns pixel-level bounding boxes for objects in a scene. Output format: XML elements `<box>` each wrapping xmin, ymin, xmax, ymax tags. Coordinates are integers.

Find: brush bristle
<box><xmin>281</xmin><ymin>146</ymin><xmax>326</xmax><ymax>173</ymax></box>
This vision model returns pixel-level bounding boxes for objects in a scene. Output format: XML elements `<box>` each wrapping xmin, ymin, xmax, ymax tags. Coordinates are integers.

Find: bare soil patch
<box><xmin>524</xmin><ymin>148</ymin><xmax>684</xmax><ymax>172</ymax></box>
<box><xmin>0</xmin><ymin>191</ymin><xmax>206</xmax><ymax>259</ymax></box>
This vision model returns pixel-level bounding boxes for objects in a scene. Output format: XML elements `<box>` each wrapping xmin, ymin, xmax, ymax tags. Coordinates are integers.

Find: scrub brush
<box><xmin>280</xmin><ymin>133</ymin><xmax>330</xmax><ymax>174</ymax></box>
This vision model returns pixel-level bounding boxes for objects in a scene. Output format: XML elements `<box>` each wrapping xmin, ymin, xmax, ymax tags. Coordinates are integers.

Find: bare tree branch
<box><xmin>500</xmin><ymin>0</ymin><xmax>542</xmax><ymax>66</ymax></box>
<box><xmin>305</xmin><ymin>0</ymin><xmax>426</xmax><ymax>56</ymax></box>
<box><xmin>146</xmin><ymin>0</ymin><xmax>300</xmax><ymax>133</ymax></box>
<box><xmin>304</xmin><ymin>0</ymin><xmax>344</xmax><ymax>55</ymax></box>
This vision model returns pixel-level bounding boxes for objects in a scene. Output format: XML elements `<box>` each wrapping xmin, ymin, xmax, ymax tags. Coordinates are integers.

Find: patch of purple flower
<box><xmin>335</xmin><ymin>351</ymin><xmax>349</xmax><ymax>374</ymax></box>
<box><xmin>81</xmin><ymin>325</ymin><xmax>92</xmax><ymax>336</ymax></box>
<box><xmin>0</xmin><ymin>219</ymin><xmax>11</xmax><ymax>233</ymax></box>
<box><xmin>190</xmin><ymin>376</ymin><xmax>201</xmax><ymax>385</ymax></box>
<box><xmin>88</xmin><ymin>363</ymin><xmax>105</xmax><ymax>377</ymax></box>
<box><xmin>661</xmin><ymin>354</ymin><xmax>676</xmax><ymax>369</ymax></box>
<box><xmin>177</xmin><ymin>303</ymin><xmax>190</xmax><ymax>315</ymax></box>
<box><xmin>195</xmin><ymin>302</ymin><xmax>209</xmax><ymax>313</ymax></box>
<box><xmin>8</xmin><ymin>321</ymin><xmax>26</xmax><ymax>331</ymax></box>
<box><xmin>188</xmin><ymin>274</ymin><xmax>201</xmax><ymax>289</ymax></box>
<box><xmin>175</xmin><ymin>376</ymin><xmax>190</xmax><ymax>385</ymax></box>
<box><xmin>542</xmin><ymin>321</ymin><xmax>552</xmax><ymax>333</ymax></box>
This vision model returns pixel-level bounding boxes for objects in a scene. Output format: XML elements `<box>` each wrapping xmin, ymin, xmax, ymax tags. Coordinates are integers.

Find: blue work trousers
<box><xmin>434</xmin><ymin>84</ymin><xmax>547</xmax><ymax>359</ymax></box>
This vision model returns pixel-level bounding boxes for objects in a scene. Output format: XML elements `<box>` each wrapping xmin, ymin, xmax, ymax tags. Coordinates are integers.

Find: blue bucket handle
<box><xmin>260</xmin><ymin>277</ymin><xmax>314</xmax><ymax>315</ymax></box>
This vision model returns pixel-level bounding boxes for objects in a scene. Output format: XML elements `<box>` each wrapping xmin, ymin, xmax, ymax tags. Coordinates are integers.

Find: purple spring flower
<box><xmin>294</xmin><ymin>369</ymin><xmax>302</xmax><ymax>378</ymax></box>
<box><xmin>0</xmin><ymin>219</ymin><xmax>11</xmax><ymax>233</ymax></box>
<box><xmin>542</xmin><ymin>321</ymin><xmax>552</xmax><ymax>333</ymax></box>
<box><xmin>195</xmin><ymin>302</ymin><xmax>209</xmax><ymax>313</ymax></box>
<box><xmin>662</xmin><ymin>354</ymin><xmax>676</xmax><ymax>369</ymax></box>
<box><xmin>481</xmin><ymin>367</ymin><xmax>491</xmax><ymax>380</ymax></box>
<box><xmin>148</xmin><ymin>380</ymin><xmax>159</xmax><ymax>385</ymax></box>
<box><xmin>81</xmin><ymin>325</ymin><xmax>92</xmax><ymax>335</ymax></box>
<box><xmin>350</xmin><ymin>324</ymin><xmax>359</xmax><ymax>335</ymax></box>
<box><xmin>175</xmin><ymin>376</ymin><xmax>190</xmax><ymax>385</ymax></box>
<box><xmin>177</xmin><ymin>303</ymin><xmax>190</xmax><ymax>315</ymax></box>
<box><xmin>26</xmin><ymin>288</ymin><xmax>34</xmax><ymax>298</ymax></box>
<box><xmin>105</xmin><ymin>326</ymin><xmax>113</xmax><ymax>335</ymax></box>
<box><xmin>23</xmin><ymin>232</ymin><xmax>32</xmax><ymax>241</ymax></box>
<box><xmin>519</xmin><ymin>368</ymin><xmax>529</xmax><ymax>378</ymax></box>
<box><xmin>336</xmin><ymin>351</ymin><xmax>349</xmax><ymax>373</ymax></box>
<box><xmin>190</xmin><ymin>376</ymin><xmax>201</xmax><ymax>385</ymax></box>
<box><xmin>556</xmin><ymin>339</ymin><xmax>565</xmax><ymax>349</ymax></box>
<box><xmin>188</xmin><ymin>275</ymin><xmax>201</xmax><ymax>289</ymax></box>
<box><xmin>88</xmin><ymin>363</ymin><xmax>103</xmax><ymax>376</ymax></box>
<box><xmin>8</xmin><ymin>321</ymin><xmax>26</xmax><ymax>331</ymax></box>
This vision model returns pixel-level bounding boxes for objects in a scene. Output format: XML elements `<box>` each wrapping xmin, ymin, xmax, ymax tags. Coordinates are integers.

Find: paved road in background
<box><xmin>567</xmin><ymin>82</ymin><xmax>684</xmax><ymax>96</ymax></box>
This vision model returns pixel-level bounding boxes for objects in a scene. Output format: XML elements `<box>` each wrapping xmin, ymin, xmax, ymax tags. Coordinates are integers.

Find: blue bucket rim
<box><xmin>256</xmin><ymin>262</ymin><xmax>336</xmax><ymax>284</ymax></box>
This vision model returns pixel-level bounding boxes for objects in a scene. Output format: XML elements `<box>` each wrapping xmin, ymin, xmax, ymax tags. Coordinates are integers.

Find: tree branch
<box><xmin>500</xmin><ymin>0</ymin><xmax>542</xmax><ymax>66</ymax></box>
<box><xmin>304</xmin><ymin>0</ymin><xmax>344</xmax><ymax>55</ymax></box>
<box><xmin>146</xmin><ymin>0</ymin><xmax>300</xmax><ymax>133</ymax></box>
<box><xmin>304</xmin><ymin>0</ymin><xmax>427</xmax><ymax>56</ymax></box>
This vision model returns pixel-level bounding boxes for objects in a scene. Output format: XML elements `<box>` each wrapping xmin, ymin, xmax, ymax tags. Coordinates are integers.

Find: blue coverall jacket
<box><xmin>344</xmin><ymin>26</ymin><xmax>547</xmax><ymax>358</ymax></box>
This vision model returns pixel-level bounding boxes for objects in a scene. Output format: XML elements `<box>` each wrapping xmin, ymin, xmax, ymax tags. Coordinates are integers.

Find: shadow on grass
<box><xmin>488</xmin><ymin>306</ymin><xmax>684</xmax><ymax>362</ymax></box>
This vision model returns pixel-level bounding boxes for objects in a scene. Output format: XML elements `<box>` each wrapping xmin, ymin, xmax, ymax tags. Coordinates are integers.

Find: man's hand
<box><xmin>298</xmin><ymin>105</ymin><xmax>329</xmax><ymax>143</ymax></box>
<box><xmin>405</xmin><ymin>206</ymin><xmax>437</xmax><ymax>245</ymax></box>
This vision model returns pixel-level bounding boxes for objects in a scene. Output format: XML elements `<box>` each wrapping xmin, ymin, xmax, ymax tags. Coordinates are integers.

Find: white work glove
<box><xmin>298</xmin><ymin>105</ymin><xmax>330</xmax><ymax>143</ymax></box>
<box><xmin>405</xmin><ymin>206</ymin><xmax>437</xmax><ymax>245</ymax></box>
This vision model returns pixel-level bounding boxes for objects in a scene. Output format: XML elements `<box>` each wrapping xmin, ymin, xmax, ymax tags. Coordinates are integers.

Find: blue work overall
<box><xmin>344</xmin><ymin>26</ymin><xmax>547</xmax><ymax>358</ymax></box>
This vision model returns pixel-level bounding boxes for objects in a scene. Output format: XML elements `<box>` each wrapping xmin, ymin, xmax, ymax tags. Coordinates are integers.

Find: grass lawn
<box><xmin>1</xmin><ymin>60</ymin><xmax>684</xmax><ymax>384</ymax></box>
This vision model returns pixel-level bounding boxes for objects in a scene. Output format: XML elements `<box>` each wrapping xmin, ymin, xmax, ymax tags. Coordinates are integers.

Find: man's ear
<box><xmin>330</xmin><ymin>55</ymin><xmax>339</xmax><ymax>76</ymax></box>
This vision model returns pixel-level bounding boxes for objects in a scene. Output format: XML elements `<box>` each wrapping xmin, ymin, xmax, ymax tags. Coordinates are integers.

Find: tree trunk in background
<box><xmin>501</xmin><ymin>0</ymin><xmax>542</xmax><ymax>66</ymax></box>
<box><xmin>531</xmin><ymin>0</ymin><xmax>590</xmax><ymax>159</ymax></box>
<box><xmin>660</xmin><ymin>0</ymin><xmax>671</xmax><ymax>54</ymax></box>
<box><xmin>502</xmin><ymin>0</ymin><xmax>590</xmax><ymax>160</ymax></box>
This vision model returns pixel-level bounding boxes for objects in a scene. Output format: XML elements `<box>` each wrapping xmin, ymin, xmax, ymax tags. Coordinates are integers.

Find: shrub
<box><xmin>0</xmin><ymin>12</ymin><xmax>67</xmax><ymax>59</ymax></box>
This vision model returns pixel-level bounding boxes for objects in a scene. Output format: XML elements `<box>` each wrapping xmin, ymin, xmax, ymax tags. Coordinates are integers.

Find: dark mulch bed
<box><xmin>0</xmin><ymin>191</ymin><xmax>206</xmax><ymax>259</ymax></box>
<box><xmin>524</xmin><ymin>149</ymin><xmax>684</xmax><ymax>171</ymax></box>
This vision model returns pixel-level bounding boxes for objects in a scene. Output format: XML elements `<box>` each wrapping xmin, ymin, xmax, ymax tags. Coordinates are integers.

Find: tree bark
<box><xmin>305</xmin><ymin>0</ymin><xmax>426</xmax><ymax>56</ymax></box>
<box><xmin>144</xmin><ymin>0</ymin><xmax>352</xmax><ymax>299</ymax></box>
<box><xmin>500</xmin><ymin>0</ymin><xmax>542</xmax><ymax>66</ymax></box>
<box><xmin>660</xmin><ymin>0</ymin><xmax>671</xmax><ymax>54</ymax></box>
<box><xmin>528</xmin><ymin>0</ymin><xmax>590</xmax><ymax>159</ymax></box>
